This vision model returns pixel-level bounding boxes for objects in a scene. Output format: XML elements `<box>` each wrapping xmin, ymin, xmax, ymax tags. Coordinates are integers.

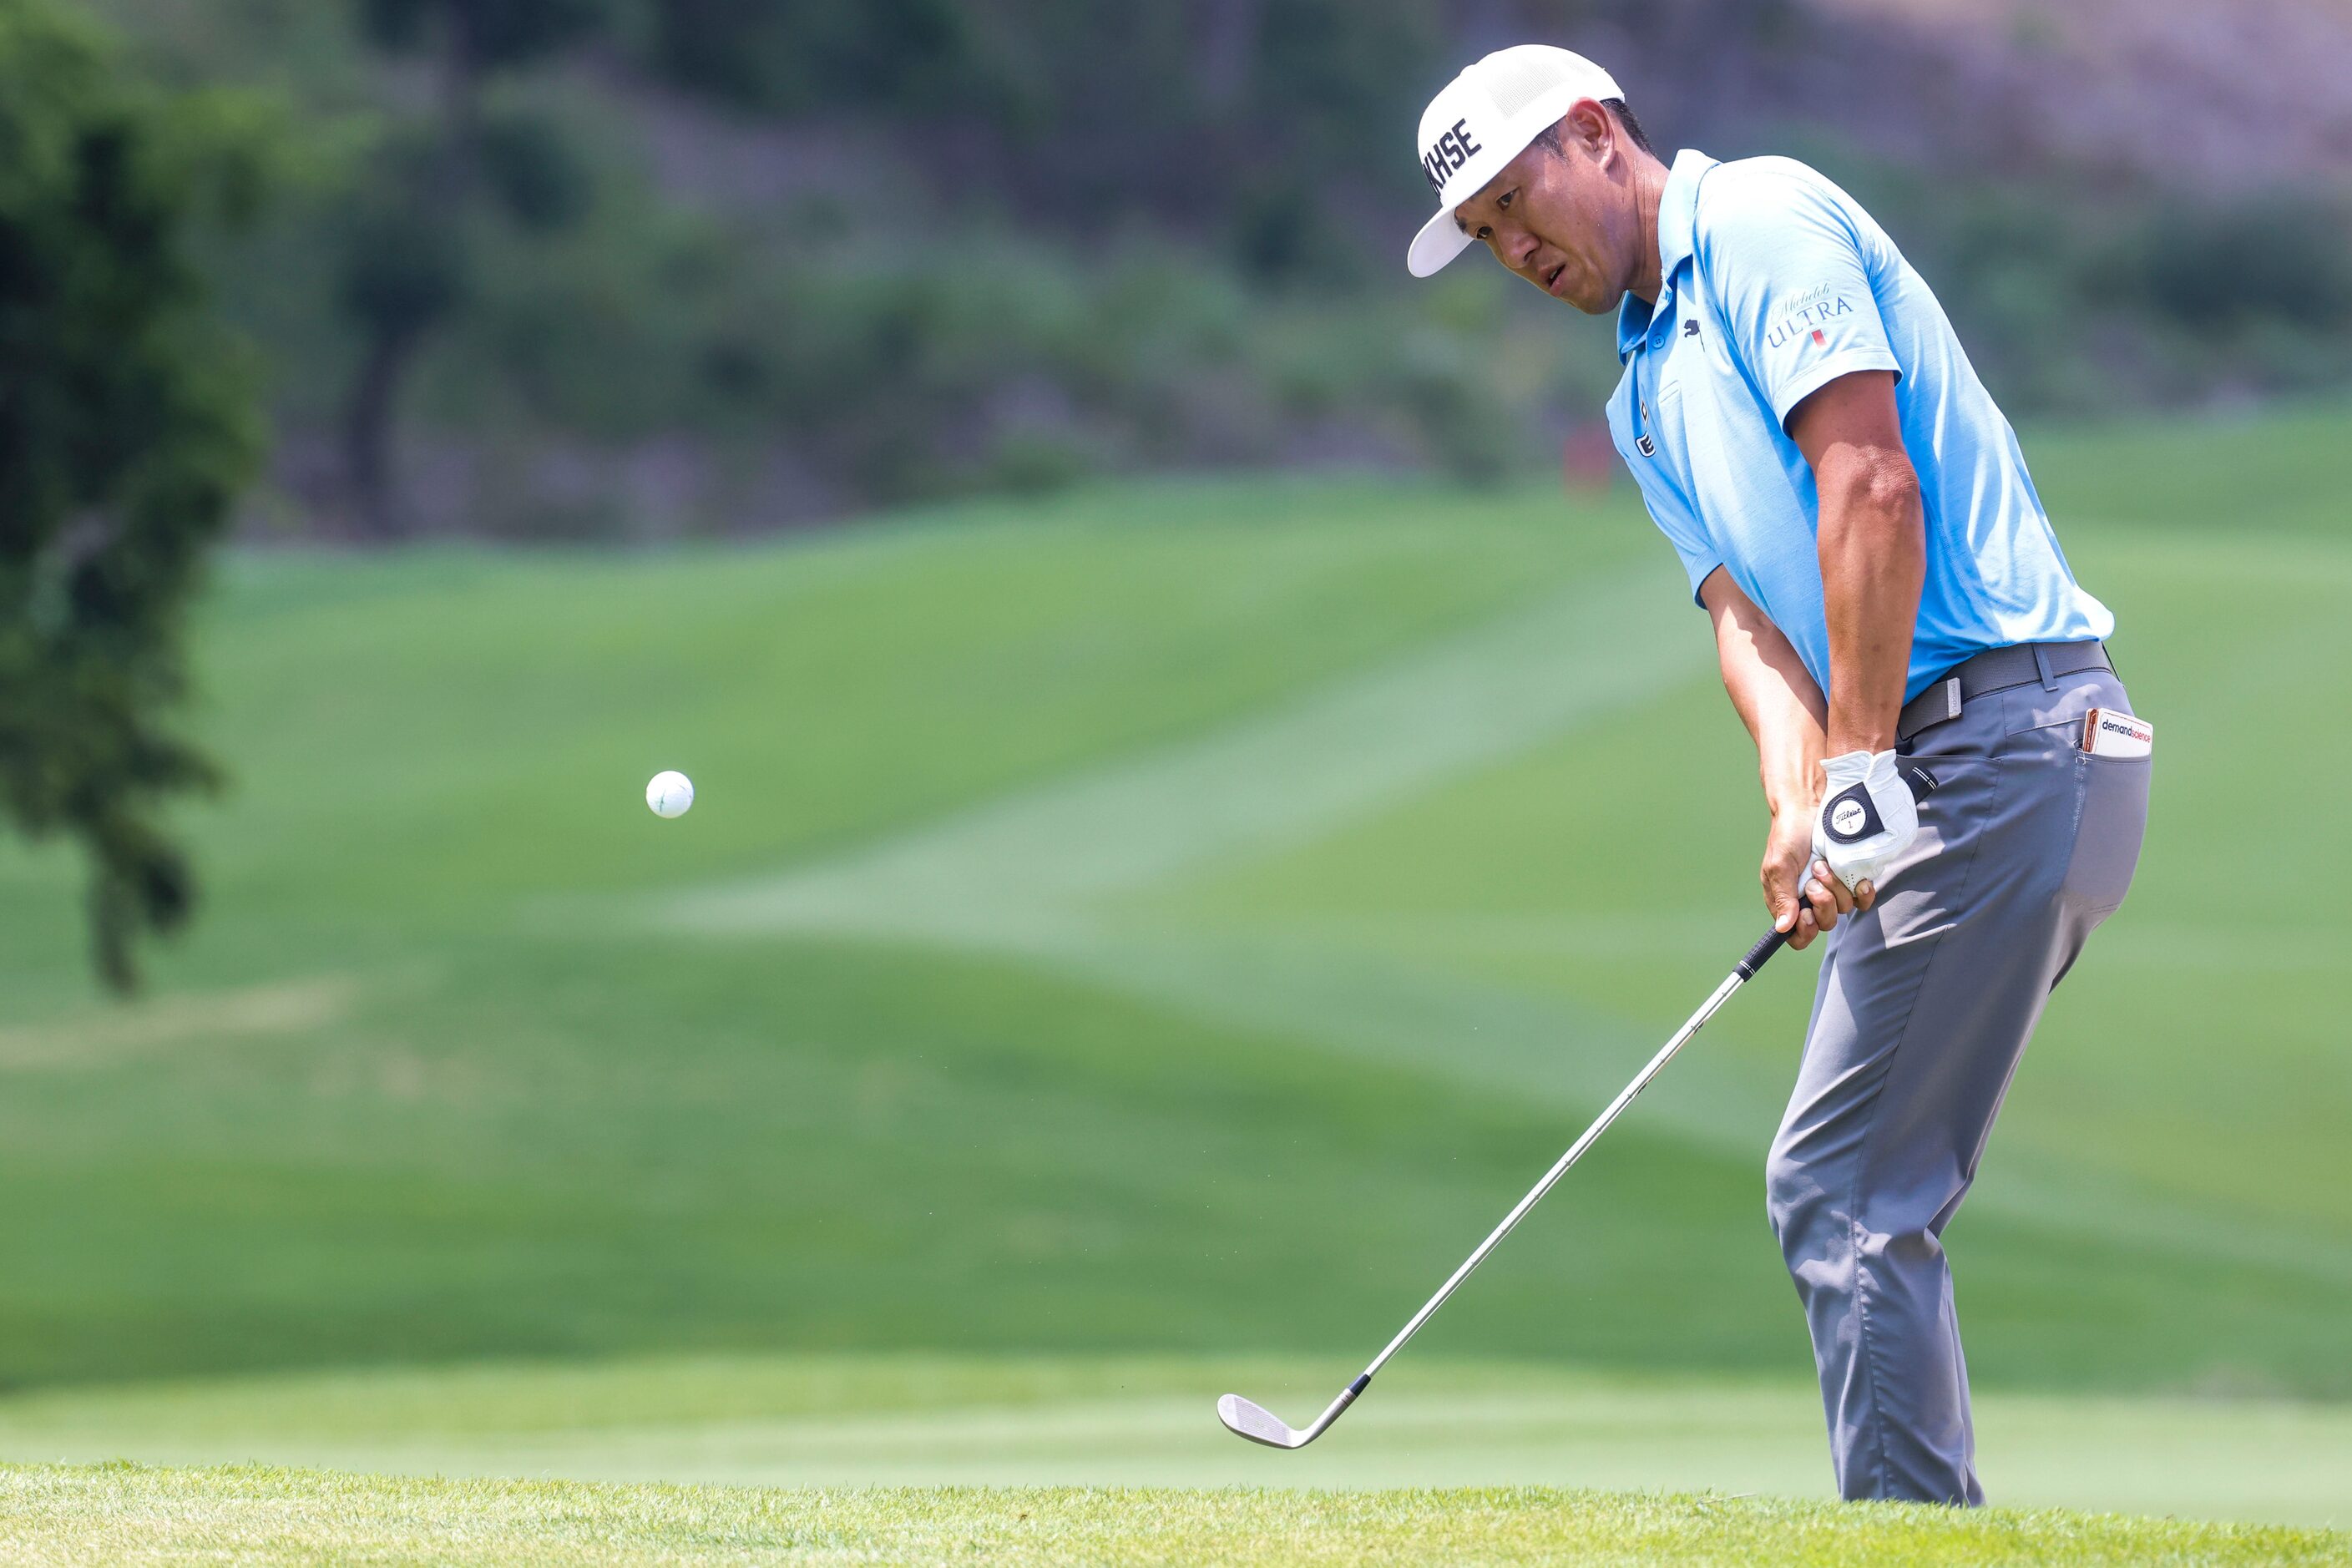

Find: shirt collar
<box><xmin>1616</xmin><ymin>148</ymin><xmax>1718</xmax><ymax>362</ymax></box>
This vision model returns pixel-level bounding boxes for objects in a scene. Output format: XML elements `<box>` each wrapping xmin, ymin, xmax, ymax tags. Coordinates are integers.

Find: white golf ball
<box><xmin>645</xmin><ymin>770</ymin><xmax>694</xmax><ymax>819</ymax></box>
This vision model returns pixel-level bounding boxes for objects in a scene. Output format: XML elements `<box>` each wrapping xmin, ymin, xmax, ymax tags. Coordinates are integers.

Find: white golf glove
<box><xmin>1813</xmin><ymin>748</ymin><xmax>1918</xmax><ymax>893</ymax></box>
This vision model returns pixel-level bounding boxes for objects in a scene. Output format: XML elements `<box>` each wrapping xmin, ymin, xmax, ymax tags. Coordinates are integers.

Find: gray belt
<box><xmin>1896</xmin><ymin>640</ymin><xmax>2112</xmax><ymax>743</ymax></box>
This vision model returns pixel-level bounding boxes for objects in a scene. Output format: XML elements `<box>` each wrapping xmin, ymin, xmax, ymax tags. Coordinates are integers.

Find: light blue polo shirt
<box><xmin>1606</xmin><ymin>149</ymin><xmax>2112</xmax><ymax>703</ymax></box>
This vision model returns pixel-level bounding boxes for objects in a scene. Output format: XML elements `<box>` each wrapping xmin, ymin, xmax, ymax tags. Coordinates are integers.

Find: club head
<box><xmin>1217</xmin><ymin>1393</ymin><xmax>1308</xmax><ymax>1449</ymax></box>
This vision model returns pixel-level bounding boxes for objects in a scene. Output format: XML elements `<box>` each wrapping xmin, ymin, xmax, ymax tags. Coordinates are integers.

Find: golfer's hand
<box><xmin>1763</xmin><ymin>807</ymin><xmax>1869</xmax><ymax>951</ymax></box>
<box><xmin>1813</xmin><ymin>749</ymin><xmax>1919</xmax><ymax>894</ymax></box>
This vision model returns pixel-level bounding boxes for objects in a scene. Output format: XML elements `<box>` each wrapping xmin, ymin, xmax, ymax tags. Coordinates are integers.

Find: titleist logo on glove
<box><xmin>1814</xmin><ymin>749</ymin><xmax>1920</xmax><ymax>893</ymax></box>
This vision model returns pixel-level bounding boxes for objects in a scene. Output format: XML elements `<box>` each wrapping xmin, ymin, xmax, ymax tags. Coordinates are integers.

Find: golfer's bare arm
<box><xmin>1700</xmin><ymin>569</ymin><xmax>1841</xmax><ymax>947</ymax></box>
<box><xmin>1790</xmin><ymin>370</ymin><xmax>1924</xmax><ymax>757</ymax></box>
<box><xmin>1701</xmin><ymin>367</ymin><xmax>1925</xmax><ymax>946</ymax></box>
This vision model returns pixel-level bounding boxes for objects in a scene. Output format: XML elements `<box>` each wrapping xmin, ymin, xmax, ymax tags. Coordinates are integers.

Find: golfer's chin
<box><xmin>1535</xmin><ymin>267</ymin><xmax>1614</xmax><ymax>315</ymax></box>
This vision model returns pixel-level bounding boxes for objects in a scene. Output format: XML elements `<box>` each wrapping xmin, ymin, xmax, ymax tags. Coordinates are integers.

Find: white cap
<box><xmin>1406</xmin><ymin>45</ymin><xmax>1624</xmax><ymax>277</ymax></box>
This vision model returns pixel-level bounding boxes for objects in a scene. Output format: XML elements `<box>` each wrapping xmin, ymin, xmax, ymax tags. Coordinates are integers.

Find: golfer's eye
<box><xmin>1475</xmin><ymin>225</ymin><xmax>1492</xmax><ymax>242</ymax></box>
<box><xmin>1498</xmin><ymin>190</ymin><xmax>1516</xmax><ymax>210</ymax></box>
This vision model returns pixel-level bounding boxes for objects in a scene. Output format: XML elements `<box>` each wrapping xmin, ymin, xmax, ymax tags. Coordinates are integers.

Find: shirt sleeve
<box><xmin>1628</xmin><ymin>461</ymin><xmax>1722</xmax><ymax>607</ymax></box>
<box><xmin>1697</xmin><ymin>162</ymin><xmax>1900</xmax><ymax>429</ymax></box>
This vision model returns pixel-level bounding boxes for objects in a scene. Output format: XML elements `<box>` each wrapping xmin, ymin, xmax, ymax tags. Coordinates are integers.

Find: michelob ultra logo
<box><xmin>1422</xmin><ymin>118</ymin><xmax>1482</xmax><ymax>193</ymax></box>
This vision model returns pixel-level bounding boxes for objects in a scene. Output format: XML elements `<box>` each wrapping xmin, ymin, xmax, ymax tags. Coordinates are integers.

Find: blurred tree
<box><xmin>2132</xmin><ymin>191</ymin><xmax>2352</xmax><ymax>332</ymax></box>
<box><xmin>644</xmin><ymin>0</ymin><xmax>979</xmax><ymax>119</ymax></box>
<box><xmin>337</xmin><ymin>0</ymin><xmax>604</xmax><ymax>537</ymax></box>
<box><xmin>630</xmin><ymin>2</ymin><xmax>1653</xmax><ymax>273</ymax></box>
<box><xmin>634</xmin><ymin>0</ymin><xmax>1447</xmax><ymax>265</ymax></box>
<box><xmin>0</xmin><ymin>0</ymin><xmax>266</xmax><ymax>990</ymax></box>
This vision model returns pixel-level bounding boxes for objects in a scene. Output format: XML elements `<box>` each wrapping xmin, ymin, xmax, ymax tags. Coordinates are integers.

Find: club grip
<box><xmin>1736</xmin><ymin>762</ymin><xmax>1940</xmax><ymax>983</ymax></box>
<box><xmin>1736</xmin><ymin>926</ymin><xmax>1788</xmax><ymax>980</ymax></box>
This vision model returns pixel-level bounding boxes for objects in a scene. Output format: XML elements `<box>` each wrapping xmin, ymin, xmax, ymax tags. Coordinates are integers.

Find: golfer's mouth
<box><xmin>1543</xmin><ymin>262</ymin><xmax>1568</xmax><ymax>297</ymax></box>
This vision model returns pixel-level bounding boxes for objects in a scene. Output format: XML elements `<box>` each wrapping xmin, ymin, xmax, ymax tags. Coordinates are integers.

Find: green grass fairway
<box><xmin>6</xmin><ymin>1465</ymin><xmax>2344</xmax><ymax>1568</ymax></box>
<box><xmin>3</xmin><ymin>1356</ymin><xmax>2348</xmax><ymax>1525</ymax></box>
<box><xmin>0</xmin><ymin>403</ymin><xmax>2347</xmax><ymax>1530</ymax></box>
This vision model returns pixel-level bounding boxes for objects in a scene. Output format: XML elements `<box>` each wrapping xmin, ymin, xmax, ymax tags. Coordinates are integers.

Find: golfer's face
<box><xmin>1454</xmin><ymin>140</ymin><xmax>1624</xmax><ymax>315</ymax></box>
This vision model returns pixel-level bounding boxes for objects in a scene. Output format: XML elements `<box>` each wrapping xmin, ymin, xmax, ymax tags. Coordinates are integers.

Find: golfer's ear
<box><xmin>1566</xmin><ymin>100</ymin><xmax>1611</xmax><ymax>155</ymax></box>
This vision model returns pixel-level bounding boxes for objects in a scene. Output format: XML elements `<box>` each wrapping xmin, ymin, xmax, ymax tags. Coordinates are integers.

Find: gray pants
<box><xmin>1767</xmin><ymin>662</ymin><xmax>2150</xmax><ymax>1505</ymax></box>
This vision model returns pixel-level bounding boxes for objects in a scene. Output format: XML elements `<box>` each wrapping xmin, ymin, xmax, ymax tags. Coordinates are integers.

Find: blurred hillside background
<box><xmin>83</xmin><ymin>0</ymin><xmax>2352</xmax><ymax>540</ymax></box>
<box><xmin>1</xmin><ymin>0</ymin><xmax>2349</xmax><ymax>1532</ymax></box>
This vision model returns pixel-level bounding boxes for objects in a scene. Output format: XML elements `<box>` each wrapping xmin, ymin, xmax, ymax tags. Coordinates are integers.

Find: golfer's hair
<box><xmin>1537</xmin><ymin>99</ymin><xmax>1654</xmax><ymax>157</ymax></box>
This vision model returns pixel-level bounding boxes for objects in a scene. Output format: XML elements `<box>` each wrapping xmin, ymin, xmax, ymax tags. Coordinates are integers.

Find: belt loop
<box><xmin>2032</xmin><ymin>643</ymin><xmax>2057</xmax><ymax>692</ymax></box>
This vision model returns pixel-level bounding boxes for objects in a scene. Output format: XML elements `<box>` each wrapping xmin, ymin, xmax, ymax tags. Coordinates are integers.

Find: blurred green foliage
<box><xmin>1797</xmin><ymin>139</ymin><xmax>2352</xmax><ymax>414</ymax></box>
<box><xmin>329</xmin><ymin>0</ymin><xmax>614</xmax><ymax>536</ymax></box>
<box><xmin>76</xmin><ymin>2</ymin><xmax>2352</xmax><ymax>538</ymax></box>
<box><xmin>0</xmin><ymin>0</ymin><xmax>263</xmax><ymax>989</ymax></box>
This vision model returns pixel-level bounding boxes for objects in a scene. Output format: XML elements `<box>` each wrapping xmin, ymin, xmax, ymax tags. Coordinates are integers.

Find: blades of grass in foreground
<box><xmin>2</xmin><ymin>1464</ymin><xmax>2344</xmax><ymax>1568</ymax></box>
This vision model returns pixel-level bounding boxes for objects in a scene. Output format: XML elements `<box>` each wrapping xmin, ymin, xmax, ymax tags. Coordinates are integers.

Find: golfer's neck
<box><xmin>1626</xmin><ymin>158</ymin><xmax>1668</xmax><ymax>304</ymax></box>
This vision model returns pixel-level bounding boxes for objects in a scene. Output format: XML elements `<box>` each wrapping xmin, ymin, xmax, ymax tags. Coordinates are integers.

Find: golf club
<box><xmin>1217</xmin><ymin>763</ymin><xmax>1940</xmax><ymax>1450</ymax></box>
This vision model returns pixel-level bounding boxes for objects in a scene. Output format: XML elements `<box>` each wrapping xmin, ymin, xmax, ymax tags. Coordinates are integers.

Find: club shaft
<box><xmin>1357</xmin><ymin>964</ymin><xmax>1751</xmax><ymax>1382</ymax></box>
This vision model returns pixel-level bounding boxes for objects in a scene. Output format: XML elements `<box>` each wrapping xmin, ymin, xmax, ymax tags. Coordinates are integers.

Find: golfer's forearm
<box><xmin>1815</xmin><ymin>446</ymin><xmax>1924</xmax><ymax>755</ymax></box>
<box><xmin>1734</xmin><ymin>670</ymin><xmax>1827</xmax><ymax>818</ymax></box>
<box><xmin>1702</xmin><ymin>569</ymin><xmax>1828</xmax><ymax>816</ymax></box>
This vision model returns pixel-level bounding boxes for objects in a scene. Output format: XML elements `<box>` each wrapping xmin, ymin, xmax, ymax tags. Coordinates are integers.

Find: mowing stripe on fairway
<box><xmin>0</xmin><ymin>977</ymin><xmax>355</xmax><ymax>1071</ymax></box>
<box><xmin>660</xmin><ymin>558</ymin><xmax>1706</xmax><ymax>944</ymax></box>
<box><xmin>995</xmin><ymin>923</ymin><xmax>2352</xmax><ymax>1295</ymax></box>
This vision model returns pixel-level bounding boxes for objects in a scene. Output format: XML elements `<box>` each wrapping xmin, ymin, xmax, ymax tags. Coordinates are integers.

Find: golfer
<box><xmin>1406</xmin><ymin>46</ymin><xmax>2152</xmax><ymax>1504</ymax></box>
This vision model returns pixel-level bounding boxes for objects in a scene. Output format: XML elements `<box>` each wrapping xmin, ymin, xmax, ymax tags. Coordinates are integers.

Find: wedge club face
<box><xmin>1217</xmin><ymin>1373</ymin><xmax>1368</xmax><ymax>1449</ymax></box>
<box><xmin>1216</xmin><ymin>1393</ymin><xmax>1306</xmax><ymax>1448</ymax></box>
